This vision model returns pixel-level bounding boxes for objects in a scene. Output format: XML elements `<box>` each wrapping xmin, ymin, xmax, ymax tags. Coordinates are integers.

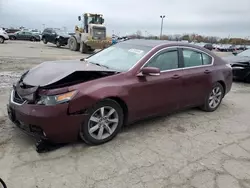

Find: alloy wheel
<box><xmin>0</xmin><ymin>37</ymin><xmax>4</xmax><ymax>43</ymax></box>
<box><xmin>208</xmin><ymin>86</ymin><xmax>222</xmax><ymax>109</ymax></box>
<box><xmin>88</xmin><ymin>106</ymin><xmax>119</xmax><ymax>140</ymax></box>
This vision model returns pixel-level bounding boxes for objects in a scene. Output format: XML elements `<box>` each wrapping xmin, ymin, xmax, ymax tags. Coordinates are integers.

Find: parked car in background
<box><xmin>204</xmin><ymin>43</ymin><xmax>213</xmax><ymax>51</ymax></box>
<box><xmin>0</xmin><ymin>29</ymin><xmax>9</xmax><ymax>43</ymax></box>
<box><xmin>7</xmin><ymin>40</ymin><xmax>232</xmax><ymax>147</ymax></box>
<box><xmin>30</xmin><ymin>30</ymin><xmax>42</xmax><ymax>40</ymax></box>
<box><xmin>223</xmin><ymin>49</ymin><xmax>250</xmax><ymax>82</ymax></box>
<box><xmin>5</xmin><ymin>28</ymin><xmax>20</xmax><ymax>34</ymax></box>
<box><xmin>42</xmin><ymin>28</ymin><xmax>70</xmax><ymax>47</ymax></box>
<box><xmin>9</xmin><ymin>31</ymin><xmax>40</xmax><ymax>41</ymax></box>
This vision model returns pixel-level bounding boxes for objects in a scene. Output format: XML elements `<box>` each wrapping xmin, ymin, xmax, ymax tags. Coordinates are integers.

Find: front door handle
<box><xmin>204</xmin><ymin>70</ymin><xmax>211</xmax><ymax>74</ymax></box>
<box><xmin>171</xmin><ymin>74</ymin><xmax>181</xmax><ymax>79</ymax></box>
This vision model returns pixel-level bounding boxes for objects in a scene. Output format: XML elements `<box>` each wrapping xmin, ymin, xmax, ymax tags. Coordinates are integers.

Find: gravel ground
<box><xmin>0</xmin><ymin>41</ymin><xmax>250</xmax><ymax>188</ymax></box>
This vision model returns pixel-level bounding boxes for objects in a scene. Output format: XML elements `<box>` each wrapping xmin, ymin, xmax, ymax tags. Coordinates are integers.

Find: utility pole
<box><xmin>160</xmin><ymin>15</ymin><xmax>165</xmax><ymax>39</ymax></box>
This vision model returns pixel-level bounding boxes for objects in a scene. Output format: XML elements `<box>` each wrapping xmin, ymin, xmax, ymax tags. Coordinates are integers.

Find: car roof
<box><xmin>121</xmin><ymin>39</ymin><xmax>174</xmax><ymax>47</ymax></box>
<box><xmin>121</xmin><ymin>39</ymin><xmax>212</xmax><ymax>52</ymax></box>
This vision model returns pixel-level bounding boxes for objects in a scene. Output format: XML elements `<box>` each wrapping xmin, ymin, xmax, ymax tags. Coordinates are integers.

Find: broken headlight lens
<box><xmin>37</xmin><ymin>91</ymin><xmax>77</xmax><ymax>105</ymax></box>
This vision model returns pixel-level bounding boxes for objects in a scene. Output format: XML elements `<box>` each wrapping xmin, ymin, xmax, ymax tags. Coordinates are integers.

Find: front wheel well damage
<box><xmin>105</xmin><ymin>97</ymin><xmax>128</xmax><ymax>125</ymax></box>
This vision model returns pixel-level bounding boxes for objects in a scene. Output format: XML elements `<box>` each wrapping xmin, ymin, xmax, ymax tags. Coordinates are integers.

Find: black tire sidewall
<box><xmin>0</xmin><ymin>36</ymin><xmax>4</xmax><ymax>43</ymax></box>
<box><xmin>203</xmin><ymin>82</ymin><xmax>224</xmax><ymax>112</ymax></box>
<box><xmin>81</xmin><ymin>99</ymin><xmax>124</xmax><ymax>145</ymax></box>
<box><xmin>56</xmin><ymin>40</ymin><xmax>61</xmax><ymax>47</ymax></box>
<box><xmin>69</xmin><ymin>37</ymin><xmax>77</xmax><ymax>51</ymax></box>
<box><xmin>43</xmin><ymin>38</ymin><xmax>47</xmax><ymax>44</ymax></box>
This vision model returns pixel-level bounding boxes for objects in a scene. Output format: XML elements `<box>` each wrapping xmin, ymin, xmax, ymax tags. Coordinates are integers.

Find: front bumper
<box><xmin>7</xmin><ymin>90</ymin><xmax>86</xmax><ymax>143</ymax></box>
<box><xmin>58</xmin><ymin>37</ymin><xmax>69</xmax><ymax>45</ymax></box>
<box><xmin>3</xmin><ymin>34</ymin><xmax>9</xmax><ymax>40</ymax></box>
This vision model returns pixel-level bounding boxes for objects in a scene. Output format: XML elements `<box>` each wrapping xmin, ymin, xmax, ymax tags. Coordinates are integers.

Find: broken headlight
<box><xmin>37</xmin><ymin>91</ymin><xmax>77</xmax><ymax>105</ymax></box>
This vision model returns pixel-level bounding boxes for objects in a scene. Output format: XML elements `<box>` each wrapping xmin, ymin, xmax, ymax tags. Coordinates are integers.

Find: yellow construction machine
<box><xmin>68</xmin><ymin>13</ymin><xmax>112</xmax><ymax>53</ymax></box>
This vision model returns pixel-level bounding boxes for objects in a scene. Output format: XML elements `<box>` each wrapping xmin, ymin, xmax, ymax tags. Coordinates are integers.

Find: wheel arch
<box><xmin>103</xmin><ymin>97</ymin><xmax>129</xmax><ymax>125</ymax></box>
<box><xmin>217</xmin><ymin>80</ymin><xmax>226</xmax><ymax>97</ymax></box>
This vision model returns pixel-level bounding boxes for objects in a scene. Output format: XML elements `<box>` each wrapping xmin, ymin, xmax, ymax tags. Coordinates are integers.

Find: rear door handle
<box><xmin>171</xmin><ymin>74</ymin><xmax>181</xmax><ymax>79</ymax></box>
<box><xmin>204</xmin><ymin>70</ymin><xmax>211</xmax><ymax>74</ymax></box>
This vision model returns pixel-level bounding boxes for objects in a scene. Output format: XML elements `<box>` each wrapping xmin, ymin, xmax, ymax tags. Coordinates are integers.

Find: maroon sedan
<box><xmin>7</xmin><ymin>40</ymin><xmax>233</xmax><ymax>146</ymax></box>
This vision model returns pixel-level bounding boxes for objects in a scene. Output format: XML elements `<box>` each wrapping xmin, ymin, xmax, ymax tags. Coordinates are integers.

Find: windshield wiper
<box><xmin>89</xmin><ymin>62</ymin><xmax>110</xmax><ymax>69</ymax></box>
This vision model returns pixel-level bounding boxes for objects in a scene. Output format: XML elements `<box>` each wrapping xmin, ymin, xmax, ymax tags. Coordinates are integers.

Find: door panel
<box><xmin>182</xmin><ymin>67</ymin><xmax>213</xmax><ymax>107</ymax></box>
<box><xmin>16</xmin><ymin>32</ymin><xmax>24</xmax><ymax>40</ymax></box>
<box><xmin>180</xmin><ymin>48</ymin><xmax>213</xmax><ymax>107</ymax></box>
<box><xmin>127</xmin><ymin>48</ymin><xmax>183</xmax><ymax>122</ymax></box>
<box><xmin>129</xmin><ymin>71</ymin><xmax>182</xmax><ymax>120</ymax></box>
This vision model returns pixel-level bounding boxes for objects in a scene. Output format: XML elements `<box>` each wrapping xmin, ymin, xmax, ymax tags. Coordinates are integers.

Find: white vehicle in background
<box><xmin>0</xmin><ymin>29</ymin><xmax>9</xmax><ymax>43</ymax></box>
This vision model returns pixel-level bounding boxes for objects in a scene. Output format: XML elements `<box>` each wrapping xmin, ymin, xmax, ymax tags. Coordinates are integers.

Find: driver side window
<box><xmin>145</xmin><ymin>49</ymin><xmax>179</xmax><ymax>71</ymax></box>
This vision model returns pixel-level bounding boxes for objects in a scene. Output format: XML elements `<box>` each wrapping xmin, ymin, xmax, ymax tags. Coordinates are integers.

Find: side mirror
<box><xmin>101</xmin><ymin>18</ymin><xmax>105</xmax><ymax>24</ymax></box>
<box><xmin>139</xmin><ymin>67</ymin><xmax>160</xmax><ymax>76</ymax></box>
<box><xmin>232</xmin><ymin>51</ymin><xmax>238</xmax><ymax>56</ymax></box>
<box><xmin>78</xmin><ymin>16</ymin><xmax>81</xmax><ymax>21</ymax></box>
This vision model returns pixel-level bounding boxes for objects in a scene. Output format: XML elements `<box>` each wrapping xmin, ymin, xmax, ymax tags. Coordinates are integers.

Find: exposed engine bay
<box><xmin>15</xmin><ymin>70</ymin><xmax>118</xmax><ymax>103</ymax></box>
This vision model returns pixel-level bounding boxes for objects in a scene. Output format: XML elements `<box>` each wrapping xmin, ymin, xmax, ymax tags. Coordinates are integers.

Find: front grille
<box><xmin>93</xmin><ymin>28</ymin><xmax>106</xmax><ymax>40</ymax></box>
<box><xmin>13</xmin><ymin>90</ymin><xmax>25</xmax><ymax>104</ymax></box>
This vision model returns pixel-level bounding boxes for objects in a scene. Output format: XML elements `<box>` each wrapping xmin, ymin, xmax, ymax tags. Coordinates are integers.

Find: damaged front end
<box><xmin>12</xmin><ymin>70</ymin><xmax>117</xmax><ymax>106</ymax></box>
<box><xmin>11</xmin><ymin>59</ymin><xmax>119</xmax><ymax>104</ymax></box>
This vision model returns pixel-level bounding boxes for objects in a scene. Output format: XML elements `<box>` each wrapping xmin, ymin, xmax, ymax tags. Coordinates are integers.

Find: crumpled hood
<box><xmin>22</xmin><ymin>59</ymin><xmax>115</xmax><ymax>87</ymax></box>
<box><xmin>222</xmin><ymin>55</ymin><xmax>250</xmax><ymax>64</ymax></box>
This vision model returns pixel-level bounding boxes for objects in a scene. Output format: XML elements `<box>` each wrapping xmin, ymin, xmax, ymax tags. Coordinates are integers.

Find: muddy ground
<box><xmin>0</xmin><ymin>41</ymin><xmax>250</xmax><ymax>188</ymax></box>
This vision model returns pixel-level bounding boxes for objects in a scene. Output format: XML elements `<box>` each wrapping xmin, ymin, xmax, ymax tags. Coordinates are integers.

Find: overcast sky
<box><xmin>0</xmin><ymin>0</ymin><xmax>250</xmax><ymax>38</ymax></box>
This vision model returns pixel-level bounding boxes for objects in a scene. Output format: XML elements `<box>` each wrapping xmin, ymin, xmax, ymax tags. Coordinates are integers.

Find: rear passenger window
<box><xmin>202</xmin><ymin>53</ymin><xmax>212</xmax><ymax>65</ymax></box>
<box><xmin>183</xmin><ymin>49</ymin><xmax>202</xmax><ymax>67</ymax></box>
<box><xmin>182</xmin><ymin>49</ymin><xmax>212</xmax><ymax>67</ymax></box>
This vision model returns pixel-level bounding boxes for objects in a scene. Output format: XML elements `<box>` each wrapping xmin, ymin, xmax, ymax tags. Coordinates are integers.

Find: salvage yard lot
<box><xmin>1</xmin><ymin>41</ymin><xmax>250</xmax><ymax>188</ymax></box>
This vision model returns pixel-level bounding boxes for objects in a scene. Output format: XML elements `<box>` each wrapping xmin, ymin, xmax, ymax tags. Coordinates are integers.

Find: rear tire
<box><xmin>30</xmin><ymin>37</ymin><xmax>36</xmax><ymax>42</ymax></box>
<box><xmin>0</xmin><ymin>36</ymin><xmax>4</xmax><ymax>44</ymax></box>
<box><xmin>80</xmin><ymin>99</ymin><xmax>124</xmax><ymax>145</ymax></box>
<box><xmin>201</xmin><ymin>82</ymin><xmax>224</xmax><ymax>112</ymax></box>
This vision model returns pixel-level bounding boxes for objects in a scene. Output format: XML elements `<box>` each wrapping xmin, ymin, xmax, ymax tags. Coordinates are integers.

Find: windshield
<box><xmin>55</xmin><ymin>30</ymin><xmax>68</xmax><ymax>35</ymax></box>
<box><xmin>237</xmin><ymin>49</ymin><xmax>250</xmax><ymax>57</ymax></box>
<box><xmin>86</xmin><ymin>43</ymin><xmax>151</xmax><ymax>72</ymax></box>
<box><xmin>88</xmin><ymin>15</ymin><xmax>102</xmax><ymax>24</ymax></box>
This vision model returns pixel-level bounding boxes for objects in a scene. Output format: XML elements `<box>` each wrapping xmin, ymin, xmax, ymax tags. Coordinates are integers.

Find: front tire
<box><xmin>43</xmin><ymin>38</ymin><xmax>47</xmax><ymax>44</ymax></box>
<box><xmin>80</xmin><ymin>99</ymin><xmax>124</xmax><ymax>145</ymax></box>
<box><xmin>0</xmin><ymin>36</ymin><xmax>5</xmax><ymax>44</ymax></box>
<box><xmin>201</xmin><ymin>82</ymin><xmax>224</xmax><ymax>112</ymax></box>
<box><xmin>56</xmin><ymin>40</ymin><xmax>61</xmax><ymax>47</ymax></box>
<box><xmin>68</xmin><ymin>37</ymin><xmax>79</xmax><ymax>51</ymax></box>
<box><xmin>10</xmin><ymin>36</ymin><xmax>16</xmax><ymax>40</ymax></box>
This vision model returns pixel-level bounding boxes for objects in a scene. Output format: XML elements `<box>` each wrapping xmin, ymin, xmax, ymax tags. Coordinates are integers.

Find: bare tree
<box><xmin>136</xmin><ymin>30</ymin><xmax>142</xmax><ymax>38</ymax></box>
